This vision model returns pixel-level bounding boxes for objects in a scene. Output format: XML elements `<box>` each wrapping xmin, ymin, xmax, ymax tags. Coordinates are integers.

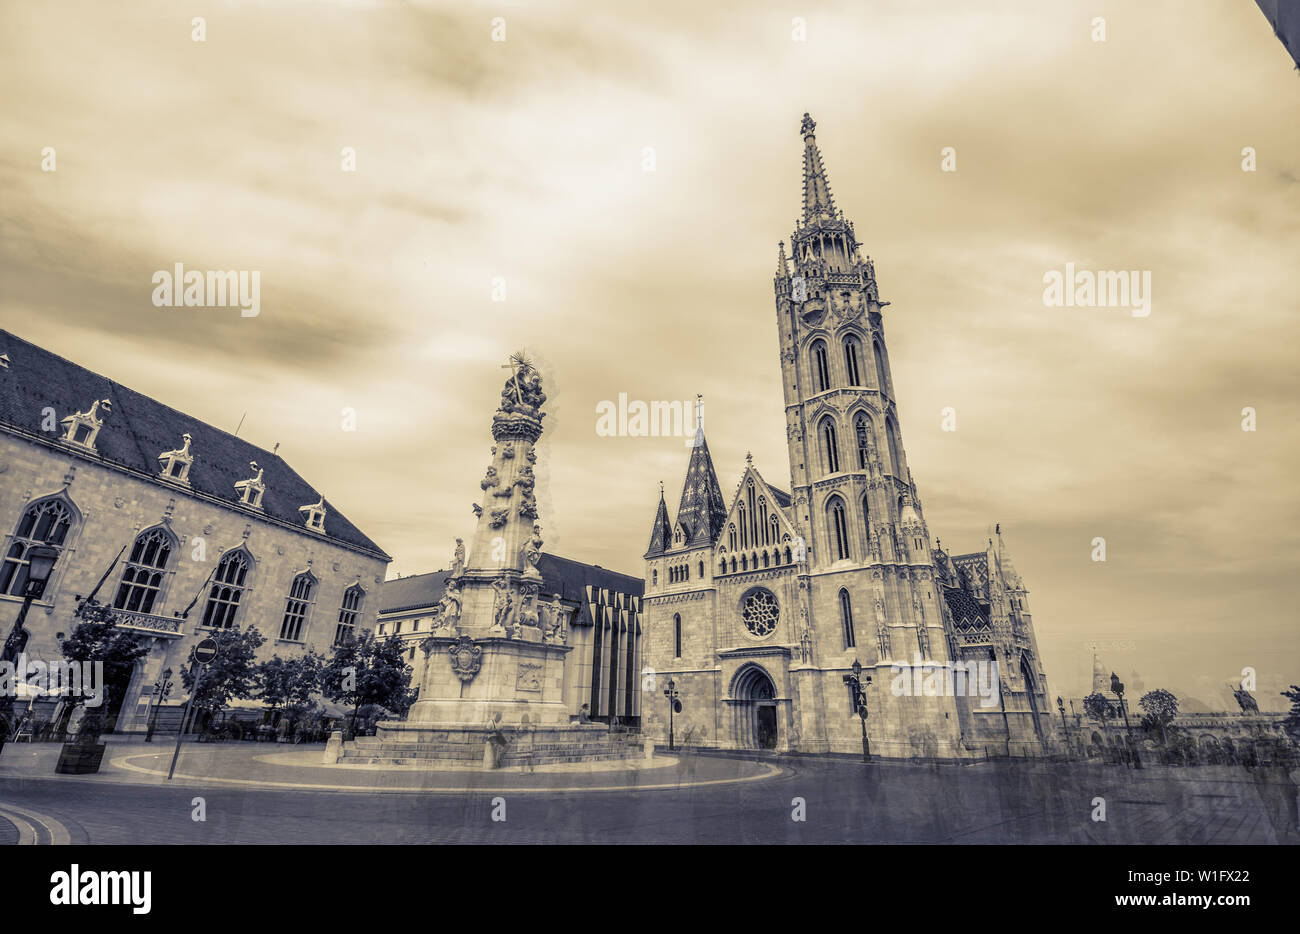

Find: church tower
<box><xmin>773</xmin><ymin>114</ymin><xmax>965</xmax><ymax>754</ymax></box>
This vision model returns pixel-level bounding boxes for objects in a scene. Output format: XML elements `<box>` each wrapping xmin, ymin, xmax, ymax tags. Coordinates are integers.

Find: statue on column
<box><xmin>435</xmin><ymin>579</ymin><xmax>463</xmax><ymax>634</ymax></box>
<box><xmin>490</xmin><ymin>578</ymin><xmax>514</xmax><ymax>636</ymax></box>
<box><xmin>451</xmin><ymin>538</ymin><xmax>465</xmax><ymax>577</ymax></box>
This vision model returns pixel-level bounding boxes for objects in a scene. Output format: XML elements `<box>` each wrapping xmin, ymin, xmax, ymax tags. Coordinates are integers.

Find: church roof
<box><xmin>0</xmin><ymin>329</ymin><xmax>388</xmax><ymax>559</ymax></box>
<box><xmin>644</xmin><ymin>490</ymin><xmax>672</xmax><ymax>558</ymax></box>
<box><xmin>377</xmin><ymin>554</ymin><xmax>643</xmax><ymax>627</ymax></box>
<box><xmin>943</xmin><ymin>587</ymin><xmax>990</xmax><ymax>631</ymax></box>
<box><xmin>675</xmin><ymin>428</ymin><xmax>728</xmax><ymax>546</ymax></box>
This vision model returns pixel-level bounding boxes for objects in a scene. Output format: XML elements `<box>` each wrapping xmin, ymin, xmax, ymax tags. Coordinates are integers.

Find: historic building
<box><xmin>641</xmin><ymin>116</ymin><xmax>1054</xmax><ymax>758</ymax></box>
<box><xmin>0</xmin><ymin>330</ymin><xmax>390</xmax><ymax>731</ymax></box>
<box><xmin>377</xmin><ymin>554</ymin><xmax>644</xmax><ymax>726</ymax></box>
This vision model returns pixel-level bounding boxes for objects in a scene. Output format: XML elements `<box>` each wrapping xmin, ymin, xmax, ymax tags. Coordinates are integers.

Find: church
<box><xmin>641</xmin><ymin>115</ymin><xmax>1054</xmax><ymax>758</ymax></box>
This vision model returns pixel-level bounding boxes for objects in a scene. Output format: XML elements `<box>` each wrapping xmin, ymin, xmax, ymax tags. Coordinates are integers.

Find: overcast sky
<box><xmin>1</xmin><ymin>0</ymin><xmax>1297</xmax><ymax>708</ymax></box>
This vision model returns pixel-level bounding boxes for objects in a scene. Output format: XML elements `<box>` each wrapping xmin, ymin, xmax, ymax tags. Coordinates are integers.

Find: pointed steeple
<box><xmin>644</xmin><ymin>483</ymin><xmax>673</xmax><ymax>558</ymax></box>
<box><xmin>676</xmin><ymin>427</ymin><xmax>728</xmax><ymax>546</ymax></box>
<box><xmin>775</xmin><ymin>241</ymin><xmax>789</xmax><ymax>278</ymax></box>
<box><xmin>800</xmin><ymin>113</ymin><xmax>836</xmax><ymax>224</ymax></box>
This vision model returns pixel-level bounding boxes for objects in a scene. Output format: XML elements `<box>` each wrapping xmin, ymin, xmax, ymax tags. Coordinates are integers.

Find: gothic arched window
<box><xmin>673</xmin><ymin>613</ymin><xmax>682</xmax><ymax>658</ymax></box>
<box><xmin>202</xmin><ymin>549</ymin><xmax>250</xmax><ymax>630</ymax></box>
<box><xmin>811</xmin><ymin>339</ymin><xmax>831</xmax><ymax>392</ymax></box>
<box><xmin>840</xmin><ymin>588</ymin><xmax>856</xmax><ymax>648</ymax></box>
<box><xmin>769</xmin><ymin>514</ymin><xmax>779</xmax><ymax>546</ymax></box>
<box><xmin>844</xmin><ymin>336</ymin><xmax>863</xmax><ymax>386</ymax></box>
<box><xmin>855</xmin><ymin>413</ymin><xmax>872</xmax><ymax>469</ymax></box>
<box><xmin>0</xmin><ymin>495</ymin><xmax>76</xmax><ymax>597</ymax></box>
<box><xmin>728</xmin><ymin>524</ymin><xmax>737</xmax><ymax>551</ymax></box>
<box><xmin>885</xmin><ymin>415</ymin><xmax>902</xmax><ymax>476</ymax></box>
<box><xmin>738</xmin><ymin>505</ymin><xmax>748</xmax><ymax>548</ymax></box>
<box><xmin>873</xmin><ymin>340</ymin><xmax>888</xmax><ymax>394</ymax></box>
<box><xmin>335</xmin><ymin>585</ymin><xmax>365</xmax><ymax>646</ymax></box>
<box><xmin>828</xmin><ymin>496</ymin><xmax>851</xmax><ymax>561</ymax></box>
<box><xmin>279</xmin><ymin>572</ymin><xmax>315</xmax><ymax>642</ymax></box>
<box><xmin>114</xmin><ymin>527</ymin><xmax>175</xmax><ymax>614</ymax></box>
<box><xmin>820</xmin><ymin>416</ymin><xmax>840</xmax><ymax>474</ymax></box>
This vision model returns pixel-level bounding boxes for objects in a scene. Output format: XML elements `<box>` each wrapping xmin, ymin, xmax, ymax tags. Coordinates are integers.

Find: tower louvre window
<box><xmin>840</xmin><ymin>588</ymin><xmax>856</xmax><ymax>648</ymax></box>
<box><xmin>828</xmin><ymin>496</ymin><xmax>850</xmax><ymax>561</ymax></box>
<box><xmin>873</xmin><ymin>340</ymin><xmax>888</xmax><ymax>394</ymax></box>
<box><xmin>844</xmin><ymin>336</ymin><xmax>862</xmax><ymax>386</ymax></box>
<box><xmin>820</xmin><ymin>416</ymin><xmax>840</xmax><ymax>474</ymax></box>
<box><xmin>855</xmin><ymin>414</ymin><xmax>871</xmax><ymax>469</ymax></box>
<box><xmin>812</xmin><ymin>339</ymin><xmax>831</xmax><ymax>392</ymax></box>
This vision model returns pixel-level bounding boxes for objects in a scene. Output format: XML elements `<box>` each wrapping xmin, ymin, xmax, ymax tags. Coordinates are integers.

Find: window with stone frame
<box><xmin>334</xmin><ymin>585</ymin><xmax>365</xmax><ymax>646</ymax></box>
<box><xmin>0</xmin><ymin>495</ymin><xmax>76</xmax><ymax>597</ymax></box>
<box><xmin>279</xmin><ymin>572</ymin><xmax>315</xmax><ymax>642</ymax></box>
<box><xmin>201</xmin><ymin>549</ymin><xmax>250</xmax><ymax>629</ymax></box>
<box><xmin>840</xmin><ymin>587</ymin><xmax>856</xmax><ymax>648</ymax></box>
<box><xmin>113</xmin><ymin>527</ymin><xmax>175</xmax><ymax>614</ymax></box>
<box><xmin>820</xmin><ymin>416</ymin><xmax>840</xmax><ymax>474</ymax></box>
<box><xmin>828</xmin><ymin>496</ymin><xmax>850</xmax><ymax>561</ymax></box>
<box><xmin>673</xmin><ymin>613</ymin><xmax>682</xmax><ymax>658</ymax></box>
<box><xmin>844</xmin><ymin>336</ymin><xmax>863</xmax><ymax>386</ymax></box>
<box><xmin>811</xmin><ymin>339</ymin><xmax>831</xmax><ymax>392</ymax></box>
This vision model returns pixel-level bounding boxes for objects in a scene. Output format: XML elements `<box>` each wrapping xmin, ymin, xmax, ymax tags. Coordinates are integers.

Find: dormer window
<box><xmin>234</xmin><ymin>461</ymin><xmax>265</xmax><ymax>509</ymax></box>
<box><xmin>158</xmin><ymin>432</ymin><xmax>194</xmax><ymax>484</ymax></box>
<box><xmin>299</xmin><ymin>496</ymin><xmax>326</xmax><ymax>532</ymax></box>
<box><xmin>61</xmin><ymin>399</ymin><xmax>112</xmax><ymax>450</ymax></box>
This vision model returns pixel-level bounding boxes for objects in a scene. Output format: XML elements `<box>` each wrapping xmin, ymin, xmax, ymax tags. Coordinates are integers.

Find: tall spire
<box><xmin>775</xmin><ymin>240</ymin><xmax>789</xmax><ymax>278</ymax></box>
<box><xmin>800</xmin><ymin>113</ymin><xmax>836</xmax><ymax>224</ymax></box>
<box><xmin>675</xmin><ymin>426</ymin><xmax>728</xmax><ymax>546</ymax></box>
<box><xmin>644</xmin><ymin>483</ymin><xmax>673</xmax><ymax>558</ymax></box>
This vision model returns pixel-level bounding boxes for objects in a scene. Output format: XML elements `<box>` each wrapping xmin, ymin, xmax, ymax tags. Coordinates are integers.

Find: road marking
<box><xmin>111</xmin><ymin>753</ymin><xmax>783</xmax><ymax>795</ymax></box>
<box><xmin>0</xmin><ymin>803</ymin><xmax>72</xmax><ymax>845</ymax></box>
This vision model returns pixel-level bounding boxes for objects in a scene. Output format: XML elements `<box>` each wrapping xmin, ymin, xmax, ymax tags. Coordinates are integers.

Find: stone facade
<box><xmin>0</xmin><ymin>330</ymin><xmax>389</xmax><ymax>731</ymax></box>
<box><xmin>640</xmin><ymin>116</ymin><xmax>1055</xmax><ymax>758</ymax></box>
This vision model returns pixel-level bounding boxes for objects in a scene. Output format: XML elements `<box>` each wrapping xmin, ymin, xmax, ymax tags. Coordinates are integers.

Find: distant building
<box><xmin>378</xmin><ymin>554</ymin><xmax>643</xmax><ymax>725</ymax></box>
<box><xmin>0</xmin><ymin>330</ymin><xmax>390</xmax><ymax>731</ymax></box>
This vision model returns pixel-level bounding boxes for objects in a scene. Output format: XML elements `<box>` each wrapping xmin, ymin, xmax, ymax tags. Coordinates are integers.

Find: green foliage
<box><xmin>62</xmin><ymin>598</ymin><xmax>150</xmax><ymax>696</ymax></box>
<box><xmin>257</xmin><ymin>651</ymin><xmax>322</xmax><ymax>712</ymax></box>
<box><xmin>320</xmin><ymin>632</ymin><xmax>412</xmax><ymax>719</ymax></box>
<box><xmin>1082</xmin><ymin>692</ymin><xmax>1113</xmax><ymax>722</ymax></box>
<box><xmin>1138</xmin><ymin>688</ymin><xmax>1179</xmax><ymax>737</ymax></box>
<box><xmin>1282</xmin><ymin>685</ymin><xmax>1300</xmax><ymax>743</ymax></box>
<box><xmin>181</xmin><ymin>626</ymin><xmax>265</xmax><ymax>714</ymax></box>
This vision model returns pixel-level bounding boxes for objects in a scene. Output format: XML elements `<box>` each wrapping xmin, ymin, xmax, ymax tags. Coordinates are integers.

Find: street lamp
<box><xmin>145</xmin><ymin>668</ymin><xmax>175</xmax><ymax>743</ymax></box>
<box><xmin>2</xmin><ymin>544</ymin><xmax>59</xmax><ymax>665</ymax></box>
<box><xmin>1056</xmin><ymin>696</ymin><xmax>1067</xmax><ymax>732</ymax></box>
<box><xmin>841</xmin><ymin>658</ymin><xmax>871</xmax><ymax>762</ymax></box>
<box><xmin>1111</xmin><ymin>672</ymin><xmax>1142</xmax><ymax>770</ymax></box>
<box><xmin>0</xmin><ymin>545</ymin><xmax>59</xmax><ymax>756</ymax></box>
<box><xmin>663</xmin><ymin>678</ymin><xmax>681</xmax><ymax>751</ymax></box>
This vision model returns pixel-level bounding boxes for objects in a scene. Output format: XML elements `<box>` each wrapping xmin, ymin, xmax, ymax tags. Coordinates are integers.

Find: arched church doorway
<box><xmin>732</xmin><ymin>665</ymin><xmax>779</xmax><ymax>750</ymax></box>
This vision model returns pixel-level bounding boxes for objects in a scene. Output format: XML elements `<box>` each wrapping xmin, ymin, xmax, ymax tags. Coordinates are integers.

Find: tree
<box><xmin>257</xmin><ymin>651</ymin><xmax>322</xmax><ymax>727</ymax></box>
<box><xmin>1282</xmin><ymin>685</ymin><xmax>1300</xmax><ymax>743</ymax></box>
<box><xmin>320</xmin><ymin>633</ymin><xmax>411</xmax><ymax>737</ymax></box>
<box><xmin>60</xmin><ymin>599</ymin><xmax>151</xmax><ymax>731</ymax></box>
<box><xmin>1082</xmin><ymin>692</ymin><xmax>1113</xmax><ymax>723</ymax></box>
<box><xmin>1138</xmin><ymin>688</ymin><xmax>1179</xmax><ymax>743</ymax></box>
<box><xmin>181</xmin><ymin>626</ymin><xmax>265</xmax><ymax>726</ymax></box>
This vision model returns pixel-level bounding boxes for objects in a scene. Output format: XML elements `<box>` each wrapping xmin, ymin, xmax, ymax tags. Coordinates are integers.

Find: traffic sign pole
<box><xmin>166</xmin><ymin>638</ymin><xmax>219</xmax><ymax>781</ymax></box>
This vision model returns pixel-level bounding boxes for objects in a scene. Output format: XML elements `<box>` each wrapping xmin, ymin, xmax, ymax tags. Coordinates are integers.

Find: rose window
<box><xmin>742</xmin><ymin>589</ymin><xmax>779</xmax><ymax>637</ymax></box>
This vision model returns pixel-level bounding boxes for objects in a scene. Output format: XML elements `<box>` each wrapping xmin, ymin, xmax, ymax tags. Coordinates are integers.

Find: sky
<box><xmin>1</xmin><ymin>0</ymin><xmax>1297</xmax><ymax>708</ymax></box>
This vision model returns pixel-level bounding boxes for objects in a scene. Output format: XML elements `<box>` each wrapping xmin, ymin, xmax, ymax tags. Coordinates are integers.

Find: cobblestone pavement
<box><xmin>1</xmin><ymin>740</ymin><xmax>1296</xmax><ymax>844</ymax></box>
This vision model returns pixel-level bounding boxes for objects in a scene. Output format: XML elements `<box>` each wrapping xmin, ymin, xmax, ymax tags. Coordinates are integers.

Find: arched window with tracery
<box><xmin>820</xmin><ymin>416</ymin><xmax>840</xmax><ymax>474</ymax></box>
<box><xmin>769</xmin><ymin>514</ymin><xmax>779</xmax><ymax>546</ymax></box>
<box><xmin>840</xmin><ymin>588</ymin><xmax>856</xmax><ymax>648</ymax></box>
<box><xmin>114</xmin><ymin>527</ymin><xmax>175</xmax><ymax>614</ymax></box>
<box><xmin>811</xmin><ymin>339</ymin><xmax>831</xmax><ymax>392</ymax></box>
<box><xmin>279</xmin><ymin>572</ymin><xmax>315</xmax><ymax>642</ymax></box>
<box><xmin>844</xmin><ymin>336</ymin><xmax>863</xmax><ymax>386</ymax></box>
<box><xmin>202</xmin><ymin>549</ymin><xmax>250</xmax><ymax>629</ymax></box>
<box><xmin>0</xmin><ymin>495</ymin><xmax>76</xmax><ymax>597</ymax></box>
<box><xmin>873</xmin><ymin>340</ymin><xmax>889</xmax><ymax>394</ymax></box>
<box><xmin>335</xmin><ymin>585</ymin><xmax>365</xmax><ymax>645</ymax></box>
<box><xmin>885</xmin><ymin>415</ymin><xmax>902</xmax><ymax>476</ymax></box>
<box><xmin>828</xmin><ymin>496</ymin><xmax>851</xmax><ymax>561</ymax></box>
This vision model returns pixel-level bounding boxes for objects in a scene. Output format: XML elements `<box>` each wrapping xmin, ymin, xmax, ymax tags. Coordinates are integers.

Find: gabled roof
<box><xmin>674</xmin><ymin>428</ymin><xmax>728</xmax><ymax>547</ymax></box>
<box><xmin>0</xmin><ymin>329</ymin><xmax>387</xmax><ymax>558</ymax></box>
<box><xmin>721</xmin><ymin>462</ymin><xmax>798</xmax><ymax>548</ymax></box>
